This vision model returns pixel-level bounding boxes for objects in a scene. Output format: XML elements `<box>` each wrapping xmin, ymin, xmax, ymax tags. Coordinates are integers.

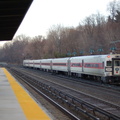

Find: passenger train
<box><xmin>23</xmin><ymin>54</ymin><xmax>120</xmax><ymax>83</ymax></box>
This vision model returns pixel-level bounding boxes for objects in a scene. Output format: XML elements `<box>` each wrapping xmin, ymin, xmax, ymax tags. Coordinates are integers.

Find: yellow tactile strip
<box><xmin>3</xmin><ymin>68</ymin><xmax>51</xmax><ymax>120</ymax></box>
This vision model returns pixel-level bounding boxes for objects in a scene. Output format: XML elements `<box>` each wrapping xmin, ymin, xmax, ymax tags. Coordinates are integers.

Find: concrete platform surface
<box><xmin>0</xmin><ymin>68</ymin><xmax>51</xmax><ymax>120</ymax></box>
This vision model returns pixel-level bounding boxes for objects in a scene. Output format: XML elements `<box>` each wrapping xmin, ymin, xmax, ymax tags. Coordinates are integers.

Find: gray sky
<box><xmin>14</xmin><ymin>0</ymin><xmax>113</xmax><ymax>37</ymax></box>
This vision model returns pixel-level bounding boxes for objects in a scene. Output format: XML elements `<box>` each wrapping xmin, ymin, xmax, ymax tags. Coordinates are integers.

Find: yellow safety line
<box><xmin>3</xmin><ymin>68</ymin><xmax>51</xmax><ymax>120</ymax></box>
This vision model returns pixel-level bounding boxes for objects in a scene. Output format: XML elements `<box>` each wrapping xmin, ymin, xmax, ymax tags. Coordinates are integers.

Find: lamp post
<box><xmin>72</xmin><ymin>51</ymin><xmax>77</xmax><ymax>56</ymax></box>
<box><xmin>89</xmin><ymin>48</ymin><xmax>95</xmax><ymax>55</ymax></box>
<box><xmin>97</xmin><ymin>48</ymin><xmax>103</xmax><ymax>54</ymax></box>
<box><xmin>72</xmin><ymin>49</ymin><xmax>77</xmax><ymax>56</ymax></box>
<box><xmin>110</xmin><ymin>40</ymin><xmax>120</xmax><ymax>54</ymax></box>
<box><xmin>67</xmin><ymin>52</ymin><xmax>71</xmax><ymax>56</ymax></box>
<box><xmin>80</xmin><ymin>50</ymin><xmax>84</xmax><ymax>55</ymax></box>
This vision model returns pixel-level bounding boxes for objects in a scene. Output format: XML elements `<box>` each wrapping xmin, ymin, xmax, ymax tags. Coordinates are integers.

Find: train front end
<box><xmin>105</xmin><ymin>54</ymin><xmax>120</xmax><ymax>83</ymax></box>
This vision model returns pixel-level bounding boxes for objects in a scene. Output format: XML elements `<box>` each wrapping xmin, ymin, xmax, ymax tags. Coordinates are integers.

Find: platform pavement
<box><xmin>0</xmin><ymin>68</ymin><xmax>51</xmax><ymax>120</ymax></box>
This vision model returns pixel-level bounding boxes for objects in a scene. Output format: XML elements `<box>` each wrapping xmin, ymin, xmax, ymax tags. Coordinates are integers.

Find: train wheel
<box><xmin>97</xmin><ymin>76</ymin><xmax>101</xmax><ymax>82</ymax></box>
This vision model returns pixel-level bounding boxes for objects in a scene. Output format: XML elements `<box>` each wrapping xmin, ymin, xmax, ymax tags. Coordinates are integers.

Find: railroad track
<box><xmin>21</xmin><ymin>68</ymin><xmax>120</xmax><ymax>106</ymax></box>
<box><xmin>7</xmin><ymin>67</ymin><xmax>120</xmax><ymax>120</ymax></box>
<box><xmin>24</xmin><ymin>67</ymin><xmax>120</xmax><ymax>92</ymax></box>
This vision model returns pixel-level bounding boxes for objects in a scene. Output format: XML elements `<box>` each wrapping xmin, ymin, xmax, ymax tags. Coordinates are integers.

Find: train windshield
<box><xmin>114</xmin><ymin>61</ymin><xmax>120</xmax><ymax>66</ymax></box>
<box><xmin>106</xmin><ymin>61</ymin><xmax>112</xmax><ymax>66</ymax></box>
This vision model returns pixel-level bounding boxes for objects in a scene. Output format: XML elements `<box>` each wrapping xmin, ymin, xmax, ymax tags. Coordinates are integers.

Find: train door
<box><xmin>40</xmin><ymin>61</ymin><xmax>41</xmax><ymax>69</ymax></box>
<box><xmin>33</xmin><ymin>61</ymin><xmax>34</xmax><ymax>68</ymax></box>
<box><xmin>112</xmin><ymin>59</ymin><xmax>120</xmax><ymax>75</ymax></box>
<box><xmin>82</xmin><ymin>60</ymin><xmax>84</xmax><ymax>72</ymax></box>
<box><xmin>67</xmin><ymin>58</ymin><xmax>71</xmax><ymax>73</ymax></box>
<box><xmin>50</xmin><ymin>60</ymin><xmax>52</xmax><ymax>71</ymax></box>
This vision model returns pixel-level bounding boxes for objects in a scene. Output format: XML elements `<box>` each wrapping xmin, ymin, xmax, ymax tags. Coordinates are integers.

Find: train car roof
<box><xmin>70</xmin><ymin>54</ymin><xmax>109</xmax><ymax>59</ymax></box>
<box><xmin>70</xmin><ymin>54</ymin><xmax>120</xmax><ymax>59</ymax></box>
<box><xmin>0</xmin><ymin>0</ymin><xmax>33</xmax><ymax>41</ymax></box>
<box><xmin>52</xmin><ymin>57</ymin><xmax>70</xmax><ymax>60</ymax></box>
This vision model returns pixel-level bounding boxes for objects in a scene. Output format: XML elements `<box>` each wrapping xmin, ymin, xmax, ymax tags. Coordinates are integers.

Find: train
<box><xmin>23</xmin><ymin>54</ymin><xmax>120</xmax><ymax>83</ymax></box>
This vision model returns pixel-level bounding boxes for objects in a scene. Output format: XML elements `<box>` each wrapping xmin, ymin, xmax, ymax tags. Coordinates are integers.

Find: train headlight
<box><xmin>107</xmin><ymin>55</ymin><xmax>111</xmax><ymax>58</ymax></box>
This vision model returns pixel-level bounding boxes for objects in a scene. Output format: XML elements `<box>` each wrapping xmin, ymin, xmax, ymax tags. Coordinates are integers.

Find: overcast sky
<box><xmin>0</xmin><ymin>0</ymin><xmax>113</xmax><ymax>46</ymax></box>
<box><xmin>14</xmin><ymin>0</ymin><xmax>113</xmax><ymax>37</ymax></box>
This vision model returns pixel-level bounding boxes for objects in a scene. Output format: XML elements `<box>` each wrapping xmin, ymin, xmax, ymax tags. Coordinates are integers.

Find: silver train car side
<box><xmin>23</xmin><ymin>54</ymin><xmax>120</xmax><ymax>83</ymax></box>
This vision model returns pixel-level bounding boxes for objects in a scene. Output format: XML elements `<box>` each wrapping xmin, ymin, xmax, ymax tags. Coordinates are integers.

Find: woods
<box><xmin>0</xmin><ymin>0</ymin><xmax>120</xmax><ymax>64</ymax></box>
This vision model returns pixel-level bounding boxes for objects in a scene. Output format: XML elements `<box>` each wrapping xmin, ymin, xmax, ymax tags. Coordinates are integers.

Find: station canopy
<box><xmin>0</xmin><ymin>0</ymin><xmax>33</xmax><ymax>41</ymax></box>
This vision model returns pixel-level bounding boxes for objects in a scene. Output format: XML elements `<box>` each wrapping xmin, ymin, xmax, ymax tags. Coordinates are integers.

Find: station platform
<box><xmin>0</xmin><ymin>68</ymin><xmax>51</xmax><ymax>120</ymax></box>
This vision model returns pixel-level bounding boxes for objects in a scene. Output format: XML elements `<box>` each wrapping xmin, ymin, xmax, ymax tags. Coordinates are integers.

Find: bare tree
<box><xmin>107</xmin><ymin>0</ymin><xmax>120</xmax><ymax>22</ymax></box>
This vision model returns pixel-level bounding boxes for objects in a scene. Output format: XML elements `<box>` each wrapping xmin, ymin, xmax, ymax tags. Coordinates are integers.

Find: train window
<box><xmin>71</xmin><ymin>63</ymin><xmax>81</xmax><ymax>67</ymax></box>
<box><xmin>107</xmin><ymin>61</ymin><xmax>112</xmax><ymax>66</ymax></box>
<box><xmin>95</xmin><ymin>64</ymin><xmax>99</xmax><ymax>68</ymax></box>
<box><xmin>114</xmin><ymin>61</ymin><xmax>120</xmax><ymax>66</ymax></box>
